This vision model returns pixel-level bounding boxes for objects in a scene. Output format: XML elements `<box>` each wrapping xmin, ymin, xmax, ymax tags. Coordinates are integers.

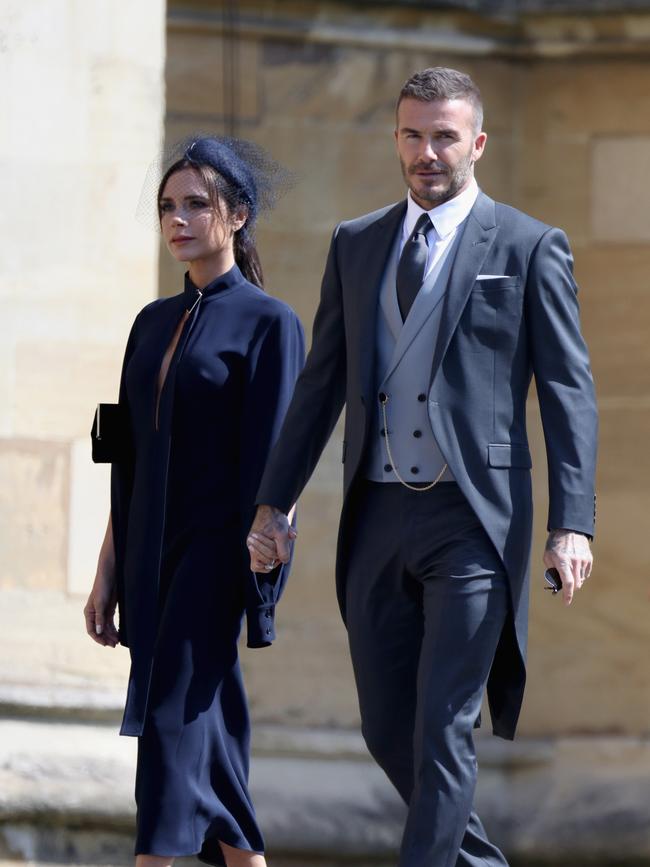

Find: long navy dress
<box><xmin>109</xmin><ymin>264</ymin><xmax>304</xmax><ymax>864</ymax></box>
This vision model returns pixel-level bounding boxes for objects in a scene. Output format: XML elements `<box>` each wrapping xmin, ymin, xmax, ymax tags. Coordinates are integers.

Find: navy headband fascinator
<box><xmin>136</xmin><ymin>134</ymin><xmax>293</xmax><ymax>230</ymax></box>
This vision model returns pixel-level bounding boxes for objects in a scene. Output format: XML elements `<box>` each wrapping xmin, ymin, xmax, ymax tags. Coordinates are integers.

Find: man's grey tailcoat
<box><xmin>257</xmin><ymin>191</ymin><xmax>597</xmax><ymax>739</ymax></box>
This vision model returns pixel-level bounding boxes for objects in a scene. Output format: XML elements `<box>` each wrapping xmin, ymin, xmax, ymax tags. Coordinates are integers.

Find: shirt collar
<box><xmin>404</xmin><ymin>177</ymin><xmax>479</xmax><ymax>240</ymax></box>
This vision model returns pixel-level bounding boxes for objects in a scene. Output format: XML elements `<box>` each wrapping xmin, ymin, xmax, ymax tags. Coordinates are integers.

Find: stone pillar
<box><xmin>0</xmin><ymin>0</ymin><xmax>166</xmax><ymax>595</ymax></box>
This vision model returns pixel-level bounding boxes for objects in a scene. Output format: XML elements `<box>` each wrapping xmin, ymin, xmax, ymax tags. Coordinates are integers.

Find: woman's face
<box><xmin>159</xmin><ymin>167</ymin><xmax>246</xmax><ymax>264</ymax></box>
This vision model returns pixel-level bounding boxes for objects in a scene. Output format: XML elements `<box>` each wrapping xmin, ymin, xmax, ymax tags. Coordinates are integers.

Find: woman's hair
<box><xmin>156</xmin><ymin>136</ymin><xmax>278</xmax><ymax>289</ymax></box>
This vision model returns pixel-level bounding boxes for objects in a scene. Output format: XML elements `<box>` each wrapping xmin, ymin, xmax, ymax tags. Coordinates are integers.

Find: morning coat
<box><xmin>256</xmin><ymin>191</ymin><xmax>598</xmax><ymax>740</ymax></box>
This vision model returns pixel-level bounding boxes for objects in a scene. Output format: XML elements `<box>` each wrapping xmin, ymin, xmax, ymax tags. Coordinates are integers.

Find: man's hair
<box><xmin>397</xmin><ymin>67</ymin><xmax>484</xmax><ymax>133</ymax></box>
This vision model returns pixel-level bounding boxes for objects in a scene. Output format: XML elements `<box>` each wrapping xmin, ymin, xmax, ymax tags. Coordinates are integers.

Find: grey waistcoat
<box><xmin>364</xmin><ymin>225</ymin><xmax>462</xmax><ymax>484</ymax></box>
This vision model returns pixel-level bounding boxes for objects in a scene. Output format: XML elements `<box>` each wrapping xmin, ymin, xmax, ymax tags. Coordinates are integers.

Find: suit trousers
<box><xmin>345</xmin><ymin>480</ymin><xmax>510</xmax><ymax>867</ymax></box>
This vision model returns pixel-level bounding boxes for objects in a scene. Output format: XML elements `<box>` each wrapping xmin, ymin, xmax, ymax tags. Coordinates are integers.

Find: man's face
<box><xmin>395</xmin><ymin>97</ymin><xmax>487</xmax><ymax>210</ymax></box>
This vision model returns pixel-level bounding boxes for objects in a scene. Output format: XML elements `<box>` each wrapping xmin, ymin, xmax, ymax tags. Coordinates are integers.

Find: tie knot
<box><xmin>413</xmin><ymin>213</ymin><xmax>433</xmax><ymax>239</ymax></box>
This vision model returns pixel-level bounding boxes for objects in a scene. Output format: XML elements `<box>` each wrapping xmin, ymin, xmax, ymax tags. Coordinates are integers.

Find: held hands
<box><xmin>248</xmin><ymin>504</ymin><xmax>296</xmax><ymax>573</ymax></box>
<box><xmin>83</xmin><ymin>571</ymin><xmax>120</xmax><ymax>647</ymax></box>
<box><xmin>543</xmin><ymin>529</ymin><xmax>593</xmax><ymax>607</ymax></box>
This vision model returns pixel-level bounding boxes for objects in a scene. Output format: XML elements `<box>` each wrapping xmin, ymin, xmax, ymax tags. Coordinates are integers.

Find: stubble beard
<box><xmin>401</xmin><ymin>149</ymin><xmax>475</xmax><ymax>209</ymax></box>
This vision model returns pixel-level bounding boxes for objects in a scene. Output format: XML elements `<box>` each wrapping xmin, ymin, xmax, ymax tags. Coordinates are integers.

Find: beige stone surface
<box><xmin>67</xmin><ymin>439</ymin><xmax>111</xmax><ymax>596</ymax></box>
<box><xmin>0</xmin><ymin>588</ymin><xmax>129</xmax><ymax>695</ymax></box>
<box><xmin>518</xmin><ymin>401</ymin><xmax>650</xmax><ymax>736</ymax></box>
<box><xmin>256</xmin><ymin>229</ymin><xmax>335</xmax><ymax>326</ymax></box>
<box><xmin>515</xmin><ymin>136</ymin><xmax>591</xmax><ymax>244</ymax></box>
<box><xmin>597</xmin><ymin>405</ymin><xmax>650</xmax><ymax>494</ymax></box>
<box><xmin>0</xmin><ymin>0</ymin><xmax>165</xmax><ymax>601</ymax></box>
<box><xmin>574</xmin><ymin>246</ymin><xmax>650</xmax><ymax>401</ymax></box>
<box><xmin>592</xmin><ymin>136</ymin><xmax>650</xmax><ymax>242</ymax></box>
<box><xmin>521</xmin><ymin>510</ymin><xmax>650</xmax><ymax>735</ymax></box>
<box><xmin>0</xmin><ymin>442</ymin><xmax>69</xmax><ymax>592</ymax></box>
<box><xmin>13</xmin><ymin>342</ymin><xmax>120</xmax><ymax>441</ymax></box>
<box><xmin>1</xmin><ymin>711</ymin><xmax>648</xmax><ymax>864</ymax></box>
<box><xmin>167</xmin><ymin>32</ymin><xmax>259</xmax><ymax>120</ymax></box>
<box><xmin>522</xmin><ymin>60</ymin><xmax>650</xmax><ymax>137</ymax></box>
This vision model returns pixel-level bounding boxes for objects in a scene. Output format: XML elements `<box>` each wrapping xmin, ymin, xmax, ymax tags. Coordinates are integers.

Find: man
<box><xmin>248</xmin><ymin>68</ymin><xmax>597</xmax><ymax>866</ymax></box>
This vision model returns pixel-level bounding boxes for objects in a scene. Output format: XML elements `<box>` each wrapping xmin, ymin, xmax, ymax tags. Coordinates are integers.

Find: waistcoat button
<box><xmin>411</xmin><ymin>466</ymin><xmax>419</xmax><ymax>474</ymax></box>
<box><xmin>379</xmin><ymin>392</ymin><xmax>387</xmax><ymax>403</ymax></box>
<box><xmin>413</xmin><ymin>429</ymin><xmax>422</xmax><ymax>438</ymax></box>
<box><xmin>417</xmin><ymin>393</ymin><xmax>426</xmax><ymax>402</ymax></box>
<box><xmin>384</xmin><ymin>464</ymin><xmax>392</xmax><ymax>472</ymax></box>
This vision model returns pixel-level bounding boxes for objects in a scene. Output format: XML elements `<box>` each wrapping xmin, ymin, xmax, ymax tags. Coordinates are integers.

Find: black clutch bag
<box><xmin>91</xmin><ymin>403</ymin><xmax>131</xmax><ymax>464</ymax></box>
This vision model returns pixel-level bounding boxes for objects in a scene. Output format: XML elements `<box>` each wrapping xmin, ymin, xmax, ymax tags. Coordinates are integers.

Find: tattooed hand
<box><xmin>247</xmin><ymin>504</ymin><xmax>297</xmax><ymax>573</ymax></box>
<box><xmin>543</xmin><ymin>529</ymin><xmax>593</xmax><ymax>606</ymax></box>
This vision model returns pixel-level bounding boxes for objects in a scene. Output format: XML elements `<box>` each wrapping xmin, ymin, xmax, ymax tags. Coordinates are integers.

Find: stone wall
<box><xmin>164</xmin><ymin>0</ymin><xmax>650</xmax><ymax>738</ymax></box>
<box><xmin>0</xmin><ymin>2</ymin><xmax>165</xmax><ymax>594</ymax></box>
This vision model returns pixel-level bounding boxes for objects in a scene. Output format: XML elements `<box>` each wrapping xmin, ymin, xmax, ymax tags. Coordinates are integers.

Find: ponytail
<box><xmin>234</xmin><ymin>226</ymin><xmax>264</xmax><ymax>290</ymax></box>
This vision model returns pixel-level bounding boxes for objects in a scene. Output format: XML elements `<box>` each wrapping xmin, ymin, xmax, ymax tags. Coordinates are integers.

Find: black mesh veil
<box><xmin>136</xmin><ymin>133</ymin><xmax>294</xmax><ymax>230</ymax></box>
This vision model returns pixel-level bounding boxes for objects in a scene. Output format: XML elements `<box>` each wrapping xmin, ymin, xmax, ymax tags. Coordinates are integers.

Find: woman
<box><xmin>84</xmin><ymin>136</ymin><xmax>304</xmax><ymax>867</ymax></box>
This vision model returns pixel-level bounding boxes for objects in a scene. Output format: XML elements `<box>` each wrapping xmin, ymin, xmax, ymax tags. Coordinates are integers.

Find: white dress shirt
<box><xmin>400</xmin><ymin>178</ymin><xmax>479</xmax><ymax>283</ymax></box>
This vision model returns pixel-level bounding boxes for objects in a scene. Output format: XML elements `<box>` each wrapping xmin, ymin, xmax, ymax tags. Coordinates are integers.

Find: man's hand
<box><xmin>247</xmin><ymin>504</ymin><xmax>297</xmax><ymax>573</ymax></box>
<box><xmin>543</xmin><ymin>529</ymin><xmax>593</xmax><ymax>606</ymax></box>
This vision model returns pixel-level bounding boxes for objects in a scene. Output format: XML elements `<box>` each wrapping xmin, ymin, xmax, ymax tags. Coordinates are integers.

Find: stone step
<box><xmin>1</xmin><ymin>717</ymin><xmax>649</xmax><ymax>865</ymax></box>
<box><xmin>0</xmin><ymin>717</ymin><xmax>403</xmax><ymax>865</ymax></box>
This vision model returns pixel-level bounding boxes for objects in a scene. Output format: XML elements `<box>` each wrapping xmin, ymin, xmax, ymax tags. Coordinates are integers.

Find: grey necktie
<box><xmin>396</xmin><ymin>213</ymin><xmax>433</xmax><ymax>321</ymax></box>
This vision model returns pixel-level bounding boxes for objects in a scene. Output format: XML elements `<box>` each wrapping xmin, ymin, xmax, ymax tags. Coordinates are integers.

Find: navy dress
<box><xmin>110</xmin><ymin>264</ymin><xmax>304</xmax><ymax>864</ymax></box>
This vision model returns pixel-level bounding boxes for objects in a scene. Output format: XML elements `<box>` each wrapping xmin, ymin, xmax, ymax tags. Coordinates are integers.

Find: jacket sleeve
<box><xmin>109</xmin><ymin>314</ymin><xmax>140</xmax><ymax>646</ymax></box>
<box><xmin>240</xmin><ymin>304</ymin><xmax>305</xmax><ymax>648</ymax></box>
<box><xmin>525</xmin><ymin>227</ymin><xmax>598</xmax><ymax>537</ymax></box>
<box><xmin>256</xmin><ymin>225</ymin><xmax>348</xmax><ymax>513</ymax></box>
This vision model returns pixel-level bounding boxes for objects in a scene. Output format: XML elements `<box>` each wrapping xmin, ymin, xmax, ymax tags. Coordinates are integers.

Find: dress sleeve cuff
<box><xmin>246</xmin><ymin>604</ymin><xmax>276</xmax><ymax>648</ymax></box>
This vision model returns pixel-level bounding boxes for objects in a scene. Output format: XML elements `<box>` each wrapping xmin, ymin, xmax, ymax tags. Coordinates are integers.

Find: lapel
<box><xmin>379</xmin><ymin>235</ymin><xmax>402</xmax><ymax>344</ymax></box>
<box><xmin>355</xmin><ymin>200</ymin><xmax>407</xmax><ymax>400</ymax></box>
<box><xmin>428</xmin><ymin>192</ymin><xmax>499</xmax><ymax>387</ymax></box>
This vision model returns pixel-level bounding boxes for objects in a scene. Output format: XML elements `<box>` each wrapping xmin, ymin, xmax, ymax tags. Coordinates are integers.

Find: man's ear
<box><xmin>473</xmin><ymin>131</ymin><xmax>488</xmax><ymax>163</ymax></box>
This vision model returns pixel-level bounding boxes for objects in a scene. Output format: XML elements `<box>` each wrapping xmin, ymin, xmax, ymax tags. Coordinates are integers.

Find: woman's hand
<box><xmin>84</xmin><ymin>571</ymin><xmax>120</xmax><ymax>647</ymax></box>
<box><xmin>84</xmin><ymin>513</ymin><xmax>120</xmax><ymax>647</ymax></box>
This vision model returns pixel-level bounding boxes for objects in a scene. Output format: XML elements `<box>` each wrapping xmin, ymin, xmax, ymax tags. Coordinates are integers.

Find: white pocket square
<box><xmin>476</xmin><ymin>274</ymin><xmax>514</xmax><ymax>280</ymax></box>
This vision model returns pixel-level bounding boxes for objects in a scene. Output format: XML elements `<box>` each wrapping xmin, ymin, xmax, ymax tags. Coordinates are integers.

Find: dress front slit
<box><xmin>155</xmin><ymin>310</ymin><xmax>189</xmax><ymax>432</ymax></box>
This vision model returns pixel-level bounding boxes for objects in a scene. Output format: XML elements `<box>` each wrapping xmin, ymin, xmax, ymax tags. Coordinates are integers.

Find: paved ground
<box><xmin>0</xmin><ymin>716</ymin><xmax>406</xmax><ymax>865</ymax></box>
<box><xmin>1</xmin><ymin>590</ymin><xmax>649</xmax><ymax>866</ymax></box>
<box><xmin>0</xmin><ymin>589</ymin><xmax>128</xmax><ymax>711</ymax></box>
